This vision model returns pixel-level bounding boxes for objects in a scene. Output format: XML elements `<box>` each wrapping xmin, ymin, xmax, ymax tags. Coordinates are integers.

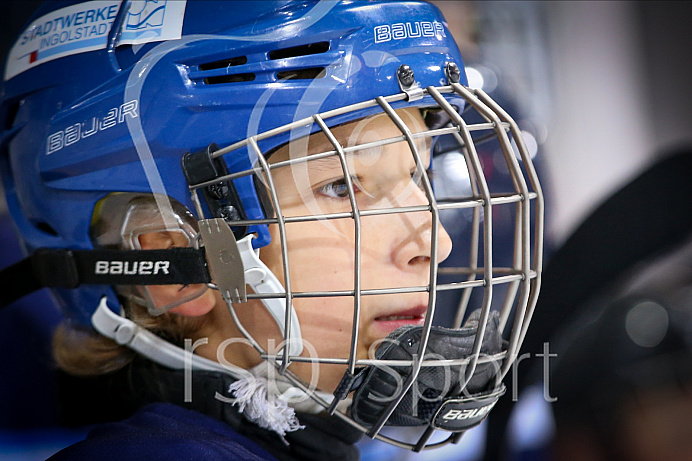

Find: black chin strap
<box><xmin>0</xmin><ymin>247</ymin><xmax>211</xmax><ymax>308</ymax></box>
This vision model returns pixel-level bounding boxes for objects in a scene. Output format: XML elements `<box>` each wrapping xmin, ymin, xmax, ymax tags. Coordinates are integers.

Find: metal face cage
<box><xmin>185</xmin><ymin>83</ymin><xmax>544</xmax><ymax>451</ymax></box>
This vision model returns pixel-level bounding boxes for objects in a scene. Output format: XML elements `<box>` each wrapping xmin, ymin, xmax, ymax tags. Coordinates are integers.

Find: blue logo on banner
<box><xmin>126</xmin><ymin>0</ymin><xmax>167</xmax><ymax>31</ymax></box>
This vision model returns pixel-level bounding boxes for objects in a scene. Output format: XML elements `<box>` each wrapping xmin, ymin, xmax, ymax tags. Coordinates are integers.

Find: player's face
<box><xmin>238</xmin><ymin>108</ymin><xmax>453</xmax><ymax>391</ymax></box>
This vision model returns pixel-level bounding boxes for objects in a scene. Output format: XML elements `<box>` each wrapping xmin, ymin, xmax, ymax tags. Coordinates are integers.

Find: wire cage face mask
<box><xmin>184</xmin><ymin>83</ymin><xmax>543</xmax><ymax>451</ymax></box>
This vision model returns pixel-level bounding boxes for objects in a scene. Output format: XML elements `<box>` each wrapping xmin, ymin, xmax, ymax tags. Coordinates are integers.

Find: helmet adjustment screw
<box><xmin>219</xmin><ymin>205</ymin><xmax>240</xmax><ymax>222</ymax></box>
<box><xmin>397</xmin><ymin>64</ymin><xmax>416</xmax><ymax>88</ymax></box>
<box><xmin>396</xmin><ymin>64</ymin><xmax>424</xmax><ymax>101</ymax></box>
<box><xmin>208</xmin><ymin>183</ymin><xmax>229</xmax><ymax>200</ymax></box>
<box><xmin>446</xmin><ymin>62</ymin><xmax>461</xmax><ymax>84</ymax></box>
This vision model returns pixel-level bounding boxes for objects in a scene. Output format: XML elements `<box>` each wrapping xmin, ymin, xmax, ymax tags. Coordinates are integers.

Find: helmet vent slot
<box><xmin>199</xmin><ymin>56</ymin><xmax>248</xmax><ymax>71</ymax></box>
<box><xmin>277</xmin><ymin>67</ymin><xmax>326</xmax><ymax>80</ymax></box>
<box><xmin>269</xmin><ymin>41</ymin><xmax>330</xmax><ymax>60</ymax></box>
<box><xmin>191</xmin><ymin>42</ymin><xmax>331</xmax><ymax>85</ymax></box>
<box><xmin>205</xmin><ymin>73</ymin><xmax>256</xmax><ymax>85</ymax></box>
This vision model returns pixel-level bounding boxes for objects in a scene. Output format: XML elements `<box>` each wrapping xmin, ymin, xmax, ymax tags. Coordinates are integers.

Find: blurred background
<box><xmin>1</xmin><ymin>1</ymin><xmax>691</xmax><ymax>460</ymax></box>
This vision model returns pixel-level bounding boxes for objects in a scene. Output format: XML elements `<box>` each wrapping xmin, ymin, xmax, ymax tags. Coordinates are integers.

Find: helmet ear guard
<box><xmin>91</xmin><ymin>193</ymin><xmax>210</xmax><ymax>316</ymax></box>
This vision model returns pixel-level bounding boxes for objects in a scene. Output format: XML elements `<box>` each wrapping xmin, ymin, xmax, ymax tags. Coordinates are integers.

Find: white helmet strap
<box><xmin>236</xmin><ymin>234</ymin><xmax>304</xmax><ymax>357</ymax></box>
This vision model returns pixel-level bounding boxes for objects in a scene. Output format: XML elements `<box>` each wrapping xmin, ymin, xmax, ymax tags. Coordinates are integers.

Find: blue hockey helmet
<box><xmin>1</xmin><ymin>0</ymin><xmax>470</xmax><ymax>320</ymax></box>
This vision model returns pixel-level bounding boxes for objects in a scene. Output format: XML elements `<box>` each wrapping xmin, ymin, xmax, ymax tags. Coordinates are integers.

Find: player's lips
<box><xmin>373</xmin><ymin>305</ymin><xmax>427</xmax><ymax>333</ymax></box>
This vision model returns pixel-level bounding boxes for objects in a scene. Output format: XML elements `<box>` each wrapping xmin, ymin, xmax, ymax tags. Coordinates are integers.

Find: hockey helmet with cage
<box><xmin>0</xmin><ymin>0</ymin><xmax>543</xmax><ymax>451</ymax></box>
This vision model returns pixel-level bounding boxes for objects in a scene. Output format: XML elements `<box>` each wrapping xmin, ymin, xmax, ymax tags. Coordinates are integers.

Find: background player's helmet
<box><xmin>0</xmin><ymin>0</ymin><xmax>543</xmax><ymax>450</ymax></box>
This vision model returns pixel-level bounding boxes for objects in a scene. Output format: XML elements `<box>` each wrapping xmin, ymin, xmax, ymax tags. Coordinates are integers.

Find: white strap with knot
<box><xmin>91</xmin><ymin>297</ymin><xmax>313</xmax><ymax>436</ymax></box>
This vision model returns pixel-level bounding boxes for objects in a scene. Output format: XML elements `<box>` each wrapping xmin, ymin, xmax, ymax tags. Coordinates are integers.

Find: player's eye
<box><xmin>316</xmin><ymin>177</ymin><xmax>361</xmax><ymax>199</ymax></box>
